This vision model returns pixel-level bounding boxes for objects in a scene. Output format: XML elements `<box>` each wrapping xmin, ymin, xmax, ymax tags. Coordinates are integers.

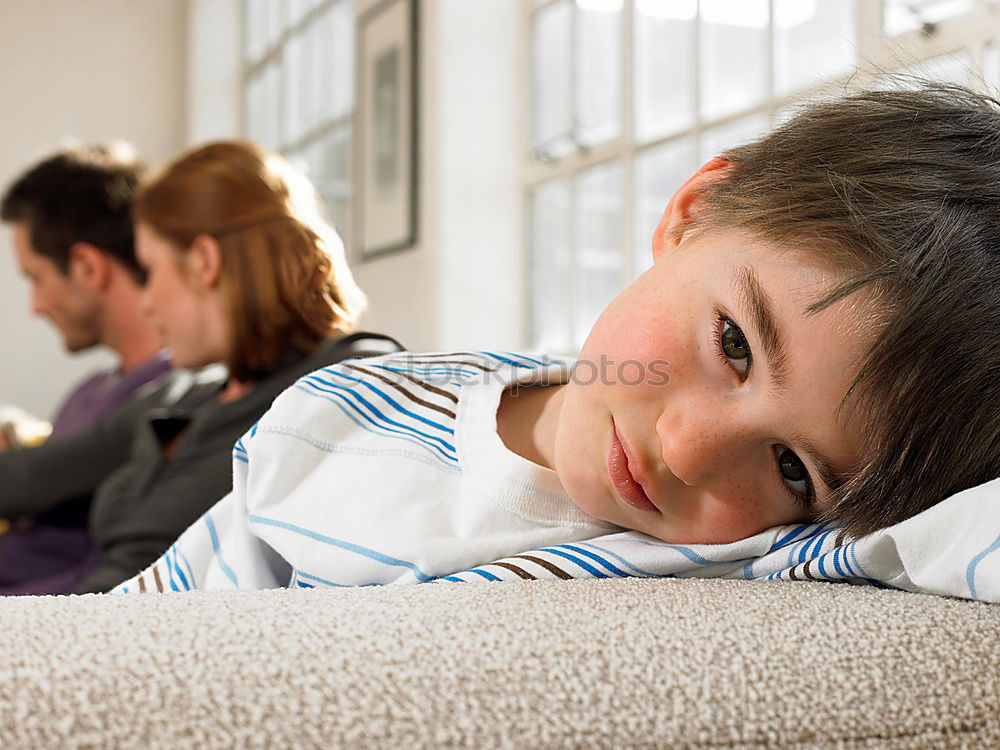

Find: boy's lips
<box><xmin>608</xmin><ymin>418</ymin><xmax>659</xmax><ymax>513</ymax></box>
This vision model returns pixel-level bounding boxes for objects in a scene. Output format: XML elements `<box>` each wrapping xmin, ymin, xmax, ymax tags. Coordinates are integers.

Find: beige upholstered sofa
<box><xmin>0</xmin><ymin>577</ymin><xmax>997</xmax><ymax>748</ymax></box>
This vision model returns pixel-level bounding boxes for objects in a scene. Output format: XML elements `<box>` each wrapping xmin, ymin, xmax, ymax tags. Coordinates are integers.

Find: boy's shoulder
<box><xmin>309</xmin><ymin>349</ymin><xmax>571</xmax><ymax>390</ymax></box>
<box><xmin>257</xmin><ymin>350</ymin><xmax>572</xmax><ymax>440</ymax></box>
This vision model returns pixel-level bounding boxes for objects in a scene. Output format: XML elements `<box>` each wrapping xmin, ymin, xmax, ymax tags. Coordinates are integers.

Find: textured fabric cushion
<box><xmin>1</xmin><ymin>578</ymin><xmax>997</xmax><ymax>748</ymax></box>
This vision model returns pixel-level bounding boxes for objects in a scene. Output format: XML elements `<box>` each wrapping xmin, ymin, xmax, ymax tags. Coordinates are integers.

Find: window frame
<box><xmin>241</xmin><ymin>0</ymin><xmax>356</xmax><ymax>243</ymax></box>
<box><xmin>522</xmin><ymin>0</ymin><xmax>1000</xmax><ymax>352</ymax></box>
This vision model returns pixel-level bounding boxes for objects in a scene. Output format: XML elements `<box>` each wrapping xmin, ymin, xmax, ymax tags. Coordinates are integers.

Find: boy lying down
<box><xmin>115</xmin><ymin>83</ymin><xmax>999</xmax><ymax>595</ymax></box>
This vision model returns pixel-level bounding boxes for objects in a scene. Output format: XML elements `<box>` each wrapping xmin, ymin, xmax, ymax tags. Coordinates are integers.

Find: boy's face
<box><xmin>553</xmin><ymin>172</ymin><xmax>872</xmax><ymax>545</ymax></box>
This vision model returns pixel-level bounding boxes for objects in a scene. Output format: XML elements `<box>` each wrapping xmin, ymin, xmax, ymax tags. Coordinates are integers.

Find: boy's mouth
<box><xmin>608</xmin><ymin>418</ymin><xmax>659</xmax><ymax>513</ymax></box>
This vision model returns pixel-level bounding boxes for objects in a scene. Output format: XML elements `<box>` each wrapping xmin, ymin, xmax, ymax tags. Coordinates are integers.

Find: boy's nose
<box><xmin>656</xmin><ymin>404</ymin><xmax>753</xmax><ymax>488</ymax></box>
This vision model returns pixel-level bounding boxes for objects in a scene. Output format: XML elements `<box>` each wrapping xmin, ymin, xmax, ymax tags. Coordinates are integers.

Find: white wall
<box><xmin>187</xmin><ymin>0</ymin><xmax>241</xmax><ymax>143</ymax></box>
<box><xmin>0</xmin><ymin>0</ymin><xmax>188</xmax><ymax>418</ymax></box>
<box><xmin>431</xmin><ymin>0</ymin><xmax>522</xmax><ymax>350</ymax></box>
<box><xmin>341</xmin><ymin>0</ymin><xmax>523</xmax><ymax>352</ymax></box>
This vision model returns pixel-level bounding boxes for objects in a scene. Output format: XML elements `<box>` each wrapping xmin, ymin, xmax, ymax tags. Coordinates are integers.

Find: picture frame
<box><xmin>356</xmin><ymin>0</ymin><xmax>419</xmax><ymax>260</ymax></box>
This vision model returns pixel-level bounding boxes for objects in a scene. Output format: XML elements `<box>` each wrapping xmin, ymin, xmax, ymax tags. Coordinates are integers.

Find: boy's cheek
<box><xmin>584</xmin><ymin>312</ymin><xmax>680</xmax><ymax>373</ymax></box>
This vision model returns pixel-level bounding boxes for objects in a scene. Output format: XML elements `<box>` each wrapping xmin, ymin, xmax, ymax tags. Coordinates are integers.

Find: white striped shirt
<box><xmin>114</xmin><ymin>351</ymin><xmax>616</xmax><ymax>593</ymax></box>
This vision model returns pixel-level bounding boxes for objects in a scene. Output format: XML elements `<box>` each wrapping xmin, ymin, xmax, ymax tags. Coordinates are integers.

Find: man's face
<box><xmin>553</xmin><ymin>226</ymin><xmax>873</xmax><ymax>545</ymax></box>
<box><xmin>10</xmin><ymin>221</ymin><xmax>102</xmax><ymax>352</ymax></box>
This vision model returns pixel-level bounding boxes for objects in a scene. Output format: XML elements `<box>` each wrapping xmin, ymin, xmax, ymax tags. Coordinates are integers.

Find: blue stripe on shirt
<box><xmin>576</xmin><ymin>541</ymin><xmax>659</xmax><ymax>578</ymax></box>
<box><xmin>305</xmin><ymin>369</ymin><xmax>457</xmax><ymax>435</ymax></box>
<box><xmin>966</xmin><ymin>534</ymin><xmax>1000</xmax><ymax>601</ymax></box>
<box><xmin>538</xmin><ymin>547</ymin><xmax>610</xmax><ymax>578</ymax></box>
<box><xmin>498</xmin><ymin>351</ymin><xmax>555</xmax><ymax>368</ymax></box>
<box><xmin>559</xmin><ymin>544</ymin><xmax>630</xmax><ymax>577</ymax></box>
<box><xmin>291</xmin><ymin>383</ymin><xmax>459</xmax><ymax>465</ymax></box>
<box><xmin>204</xmin><ymin>515</ymin><xmax>239</xmax><ymax>587</ymax></box>
<box><xmin>247</xmin><ymin>513</ymin><xmax>434</xmax><ymax>582</ymax></box>
<box><xmin>298</xmin><ymin>375</ymin><xmax>458</xmax><ymax>456</ymax></box>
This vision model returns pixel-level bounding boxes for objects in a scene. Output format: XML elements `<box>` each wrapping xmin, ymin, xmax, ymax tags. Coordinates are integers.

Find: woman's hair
<box><xmin>693</xmin><ymin>82</ymin><xmax>1000</xmax><ymax>537</ymax></box>
<box><xmin>134</xmin><ymin>141</ymin><xmax>365</xmax><ymax>382</ymax></box>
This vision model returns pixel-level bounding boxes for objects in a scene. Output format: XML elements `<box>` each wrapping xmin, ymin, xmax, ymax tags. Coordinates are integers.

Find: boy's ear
<box><xmin>651</xmin><ymin>157</ymin><xmax>732</xmax><ymax>262</ymax></box>
<box><xmin>185</xmin><ymin>234</ymin><xmax>223</xmax><ymax>290</ymax></box>
<box><xmin>67</xmin><ymin>243</ymin><xmax>112</xmax><ymax>291</ymax></box>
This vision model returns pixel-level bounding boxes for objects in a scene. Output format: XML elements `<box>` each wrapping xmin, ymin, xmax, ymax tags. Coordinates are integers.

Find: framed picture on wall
<box><xmin>356</xmin><ymin>0</ymin><xmax>419</xmax><ymax>260</ymax></box>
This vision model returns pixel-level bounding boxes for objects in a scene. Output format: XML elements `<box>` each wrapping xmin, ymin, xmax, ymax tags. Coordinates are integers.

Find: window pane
<box><xmin>306</xmin><ymin>16</ymin><xmax>325</xmax><ymax>133</ymax></box>
<box><xmin>634</xmin><ymin>0</ymin><xmax>696</xmax><ymax>142</ymax></box>
<box><xmin>324</xmin><ymin>0</ymin><xmax>355</xmax><ymax>121</ymax></box>
<box><xmin>985</xmin><ymin>43</ymin><xmax>1000</xmax><ymax>96</ymax></box>
<box><xmin>244</xmin><ymin>0</ymin><xmax>268</xmax><ymax>62</ymax></box>
<box><xmin>283</xmin><ymin>31</ymin><xmax>306</xmax><ymax>144</ymax></box>
<box><xmin>323</xmin><ymin>125</ymin><xmax>354</xmax><ymax>243</ymax></box>
<box><xmin>883</xmin><ymin>0</ymin><xmax>974</xmax><ymax>36</ymax></box>
<box><xmin>700</xmin><ymin>0</ymin><xmax>769</xmax><ymax>121</ymax></box>
<box><xmin>246</xmin><ymin>62</ymin><xmax>282</xmax><ymax>149</ymax></box>
<box><xmin>268</xmin><ymin>0</ymin><xmax>286</xmax><ymax>44</ymax></box>
<box><xmin>288</xmin><ymin>0</ymin><xmax>321</xmax><ymax>28</ymax></box>
<box><xmin>700</xmin><ymin>113</ymin><xmax>769</xmax><ymax>164</ymax></box>
<box><xmin>530</xmin><ymin>179</ymin><xmax>573</xmax><ymax>352</ymax></box>
<box><xmin>634</xmin><ymin>137</ymin><xmax>697</xmax><ymax>277</ymax></box>
<box><xmin>576</xmin><ymin>0</ymin><xmax>622</xmax><ymax>146</ymax></box>
<box><xmin>531</xmin><ymin>0</ymin><xmax>574</xmax><ymax>155</ymax></box>
<box><xmin>901</xmin><ymin>50</ymin><xmax>973</xmax><ymax>86</ymax></box>
<box><xmin>573</xmin><ymin>161</ymin><xmax>624</xmax><ymax>350</ymax></box>
<box><xmin>774</xmin><ymin>0</ymin><xmax>856</xmax><ymax>96</ymax></box>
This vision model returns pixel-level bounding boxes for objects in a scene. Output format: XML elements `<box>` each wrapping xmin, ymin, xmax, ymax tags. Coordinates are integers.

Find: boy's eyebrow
<box><xmin>733</xmin><ymin>266</ymin><xmax>789</xmax><ymax>392</ymax></box>
<box><xmin>794</xmin><ymin>434</ymin><xmax>847</xmax><ymax>500</ymax></box>
<box><xmin>733</xmin><ymin>265</ymin><xmax>848</xmax><ymax>499</ymax></box>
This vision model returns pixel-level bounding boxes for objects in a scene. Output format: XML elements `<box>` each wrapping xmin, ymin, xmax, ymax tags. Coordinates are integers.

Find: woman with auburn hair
<box><xmin>4</xmin><ymin>141</ymin><xmax>401</xmax><ymax>595</ymax></box>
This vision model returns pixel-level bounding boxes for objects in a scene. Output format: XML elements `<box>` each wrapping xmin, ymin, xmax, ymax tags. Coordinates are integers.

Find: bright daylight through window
<box><xmin>526</xmin><ymin>0</ymin><xmax>1000</xmax><ymax>352</ymax></box>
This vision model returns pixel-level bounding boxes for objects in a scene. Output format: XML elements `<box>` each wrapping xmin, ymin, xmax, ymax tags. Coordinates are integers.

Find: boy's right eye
<box><xmin>717</xmin><ymin>316</ymin><xmax>753</xmax><ymax>379</ymax></box>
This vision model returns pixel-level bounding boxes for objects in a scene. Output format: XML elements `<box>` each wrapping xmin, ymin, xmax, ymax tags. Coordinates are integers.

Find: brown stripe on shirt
<box><xmin>343</xmin><ymin>363</ymin><xmax>457</xmax><ymax>418</ymax></box>
<box><xmin>138</xmin><ymin>574</ymin><xmax>147</xmax><ymax>593</ymax></box>
<box><xmin>393</xmin><ymin>356</ymin><xmax>500</xmax><ymax>374</ymax></box>
<box><xmin>152</xmin><ymin>566</ymin><xmax>164</xmax><ymax>593</ymax></box>
<box><xmin>510</xmin><ymin>554</ymin><xmax>573</xmax><ymax>580</ymax></box>
<box><xmin>802</xmin><ymin>558</ymin><xmax>818</xmax><ymax>581</ymax></box>
<box><xmin>491</xmin><ymin>562</ymin><xmax>537</xmax><ymax>580</ymax></box>
<box><xmin>360</xmin><ymin>364</ymin><xmax>460</xmax><ymax>404</ymax></box>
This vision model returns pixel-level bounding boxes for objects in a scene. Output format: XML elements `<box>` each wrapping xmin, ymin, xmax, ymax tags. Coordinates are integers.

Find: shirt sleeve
<box><xmin>110</xmin><ymin>428</ymin><xmax>291</xmax><ymax>593</ymax></box>
<box><xmin>0</xmin><ymin>390</ymin><xmax>154</xmax><ymax>516</ymax></box>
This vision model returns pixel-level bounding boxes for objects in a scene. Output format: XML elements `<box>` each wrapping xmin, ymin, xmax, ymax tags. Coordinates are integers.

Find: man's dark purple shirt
<box><xmin>0</xmin><ymin>351</ymin><xmax>172</xmax><ymax>595</ymax></box>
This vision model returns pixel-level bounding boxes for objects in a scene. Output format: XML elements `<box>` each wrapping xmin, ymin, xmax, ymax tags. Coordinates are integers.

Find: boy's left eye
<box><xmin>718</xmin><ymin>317</ymin><xmax>752</xmax><ymax>378</ymax></box>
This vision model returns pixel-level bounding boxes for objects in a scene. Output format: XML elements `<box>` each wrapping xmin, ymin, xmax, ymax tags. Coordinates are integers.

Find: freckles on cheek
<box><xmin>700</xmin><ymin>484</ymin><xmax>767</xmax><ymax>544</ymax></box>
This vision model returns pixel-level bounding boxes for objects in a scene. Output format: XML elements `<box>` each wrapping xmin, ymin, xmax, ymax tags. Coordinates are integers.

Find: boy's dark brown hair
<box><xmin>0</xmin><ymin>143</ymin><xmax>146</xmax><ymax>282</ymax></box>
<box><xmin>694</xmin><ymin>82</ymin><xmax>1000</xmax><ymax>537</ymax></box>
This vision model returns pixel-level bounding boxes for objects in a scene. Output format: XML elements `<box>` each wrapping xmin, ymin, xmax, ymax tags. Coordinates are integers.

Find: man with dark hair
<box><xmin>0</xmin><ymin>143</ymin><xmax>172</xmax><ymax>592</ymax></box>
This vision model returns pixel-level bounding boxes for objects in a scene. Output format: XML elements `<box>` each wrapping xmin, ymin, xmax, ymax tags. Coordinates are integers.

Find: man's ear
<box><xmin>185</xmin><ymin>234</ymin><xmax>223</xmax><ymax>290</ymax></box>
<box><xmin>651</xmin><ymin>157</ymin><xmax>732</xmax><ymax>263</ymax></box>
<box><xmin>67</xmin><ymin>243</ymin><xmax>112</xmax><ymax>291</ymax></box>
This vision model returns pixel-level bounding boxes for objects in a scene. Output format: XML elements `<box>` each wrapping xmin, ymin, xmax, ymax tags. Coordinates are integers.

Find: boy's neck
<box><xmin>496</xmin><ymin>383</ymin><xmax>566</xmax><ymax>471</ymax></box>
